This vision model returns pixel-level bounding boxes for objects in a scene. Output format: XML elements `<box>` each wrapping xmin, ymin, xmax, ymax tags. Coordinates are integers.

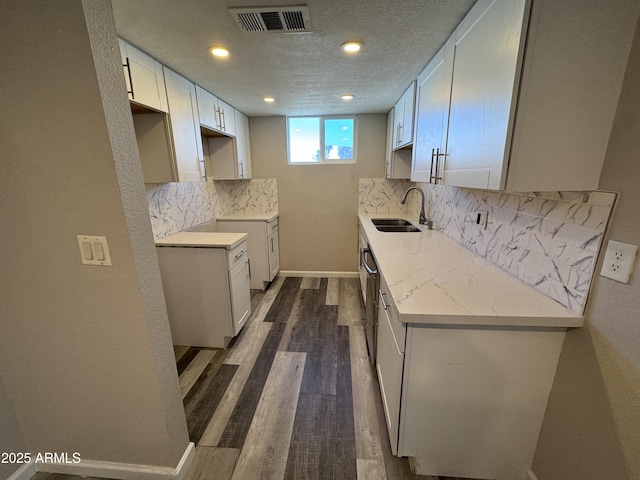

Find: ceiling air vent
<box><xmin>229</xmin><ymin>5</ymin><xmax>311</xmax><ymax>33</ymax></box>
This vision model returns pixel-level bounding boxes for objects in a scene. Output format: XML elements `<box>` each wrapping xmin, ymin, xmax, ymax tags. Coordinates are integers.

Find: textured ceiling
<box><xmin>111</xmin><ymin>0</ymin><xmax>476</xmax><ymax>117</ymax></box>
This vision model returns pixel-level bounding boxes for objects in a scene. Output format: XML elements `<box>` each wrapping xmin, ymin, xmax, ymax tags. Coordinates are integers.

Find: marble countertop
<box><xmin>217</xmin><ymin>213</ymin><xmax>279</xmax><ymax>222</ymax></box>
<box><xmin>359</xmin><ymin>213</ymin><xmax>583</xmax><ymax>328</ymax></box>
<box><xmin>155</xmin><ymin>231</ymin><xmax>248</xmax><ymax>249</ymax></box>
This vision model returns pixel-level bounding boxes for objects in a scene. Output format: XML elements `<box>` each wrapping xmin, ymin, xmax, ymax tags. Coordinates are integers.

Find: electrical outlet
<box><xmin>475</xmin><ymin>210</ymin><xmax>488</xmax><ymax>229</ymax></box>
<box><xmin>600</xmin><ymin>240</ymin><xmax>637</xmax><ymax>283</ymax></box>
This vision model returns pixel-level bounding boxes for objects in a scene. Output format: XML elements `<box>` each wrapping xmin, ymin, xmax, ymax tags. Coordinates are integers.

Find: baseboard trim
<box><xmin>35</xmin><ymin>442</ymin><xmax>195</xmax><ymax>480</ymax></box>
<box><xmin>280</xmin><ymin>270</ymin><xmax>359</xmax><ymax>278</ymax></box>
<box><xmin>6</xmin><ymin>462</ymin><xmax>36</xmax><ymax>480</ymax></box>
<box><xmin>525</xmin><ymin>469</ymin><xmax>539</xmax><ymax>480</ymax></box>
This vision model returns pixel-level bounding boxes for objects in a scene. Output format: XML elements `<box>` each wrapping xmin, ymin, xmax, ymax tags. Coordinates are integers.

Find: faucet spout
<box><xmin>400</xmin><ymin>186</ymin><xmax>432</xmax><ymax>229</ymax></box>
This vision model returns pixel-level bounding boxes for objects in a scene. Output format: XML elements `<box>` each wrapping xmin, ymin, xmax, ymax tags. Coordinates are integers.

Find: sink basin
<box><xmin>375</xmin><ymin>225</ymin><xmax>421</xmax><ymax>233</ymax></box>
<box><xmin>371</xmin><ymin>218</ymin><xmax>421</xmax><ymax>232</ymax></box>
<box><xmin>371</xmin><ymin>218</ymin><xmax>413</xmax><ymax>226</ymax></box>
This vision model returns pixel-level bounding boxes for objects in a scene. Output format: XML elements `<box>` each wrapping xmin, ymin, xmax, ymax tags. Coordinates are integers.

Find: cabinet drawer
<box><xmin>227</xmin><ymin>241</ymin><xmax>248</xmax><ymax>271</ymax></box>
<box><xmin>267</xmin><ymin>218</ymin><xmax>278</xmax><ymax>234</ymax></box>
<box><xmin>379</xmin><ymin>277</ymin><xmax>406</xmax><ymax>352</ymax></box>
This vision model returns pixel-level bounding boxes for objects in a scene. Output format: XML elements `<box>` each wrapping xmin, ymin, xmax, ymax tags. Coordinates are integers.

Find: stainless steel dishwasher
<box><xmin>361</xmin><ymin>243</ymin><xmax>379</xmax><ymax>366</ymax></box>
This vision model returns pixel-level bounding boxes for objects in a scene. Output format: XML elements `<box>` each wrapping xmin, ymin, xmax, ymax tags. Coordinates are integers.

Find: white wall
<box><xmin>532</xmin><ymin>13</ymin><xmax>640</xmax><ymax>479</ymax></box>
<box><xmin>0</xmin><ymin>0</ymin><xmax>189</xmax><ymax>472</ymax></box>
<box><xmin>250</xmin><ymin>114</ymin><xmax>387</xmax><ymax>273</ymax></box>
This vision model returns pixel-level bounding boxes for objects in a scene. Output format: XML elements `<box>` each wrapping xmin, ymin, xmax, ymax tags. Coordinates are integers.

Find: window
<box><xmin>287</xmin><ymin>116</ymin><xmax>356</xmax><ymax>164</ymax></box>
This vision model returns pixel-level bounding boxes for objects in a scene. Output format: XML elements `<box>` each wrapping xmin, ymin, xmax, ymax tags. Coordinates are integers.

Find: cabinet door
<box><xmin>163</xmin><ymin>67</ymin><xmax>205</xmax><ymax>181</ymax></box>
<box><xmin>376</xmin><ymin>286</ymin><xmax>405</xmax><ymax>456</ymax></box>
<box><xmin>443</xmin><ymin>0</ymin><xmax>526</xmax><ymax>190</ymax></box>
<box><xmin>268</xmin><ymin>229</ymin><xmax>280</xmax><ymax>281</ymax></box>
<box><xmin>229</xmin><ymin>259</ymin><xmax>251</xmax><ymax>335</ymax></box>
<box><xmin>386</xmin><ymin>110</ymin><xmax>412</xmax><ymax>179</ymax></box>
<box><xmin>235</xmin><ymin>110</ymin><xmax>252</xmax><ymax>179</ymax></box>
<box><xmin>119</xmin><ymin>39</ymin><xmax>168</xmax><ymax>113</ymax></box>
<box><xmin>195</xmin><ymin>85</ymin><xmax>220</xmax><ymax>131</ymax></box>
<box><xmin>393</xmin><ymin>82</ymin><xmax>416</xmax><ymax>150</ymax></box>
<box><xmin>411</xmin><ymin>38</ymin><xmax>454</xmax><ymax>183</ymax></box>
<box><xmin>400</xmin><ymin>82</ymin><xmax>416</xmax><ymax>146</ymax></box>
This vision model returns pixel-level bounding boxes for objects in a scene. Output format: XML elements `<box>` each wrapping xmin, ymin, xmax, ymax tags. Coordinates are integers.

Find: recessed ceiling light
<box><xmin>341</xmin><ymin>41</ymin><xmax>363</xmax><ymax>53</ymax></box>
<box><xmin>210</xmin><ymin>47</ymin><xmax>229</xmax><ymax>58</ymax></box>
<box><xmin>341</xmin><ymin>94</ymin><xmax>355</xmax><ymax>100</ymax></box>
<box><xmin>263</xmin><ymin>96</ymin><xmax>275</xmax><ymax>103</ymax></box>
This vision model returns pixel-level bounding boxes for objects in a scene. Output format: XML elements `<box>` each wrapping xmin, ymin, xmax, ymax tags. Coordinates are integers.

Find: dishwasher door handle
<box><xmin>361</xmin><ymin>246</ymin><xmax>378</xmax><ymax>276</ymax></box>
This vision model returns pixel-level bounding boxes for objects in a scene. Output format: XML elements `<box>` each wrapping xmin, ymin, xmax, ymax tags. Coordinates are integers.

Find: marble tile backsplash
<box><xmin>146</xmin><ymin>180</ymin><xmax>216</xmax><ymax>239</ymax></box>
<box><xmin>146</xmin><ymin>178</ymin><xmax>278</xmax><ymax>239</ymax></box>
<box><xmin>213</xmin><ymin>178</ymin><xmax>279</xmax><ymax>217</ymax></box>
<box><xmin>359</xmin><ymin>178</ymin><xmax>616</xmax><ymax>314</ymax></box>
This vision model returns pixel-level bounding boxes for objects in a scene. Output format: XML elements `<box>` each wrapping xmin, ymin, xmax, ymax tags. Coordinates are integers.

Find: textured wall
<box><xmin>533</xmin><ymin>12</ymin><xmax>640</xmax><ymax>480</ymax></box>
<box><xmin>0</xmin><ymin>0</ymin><xmax>188</xmax><ymax>470</ymax></box>
<box><xmin>250</xmin><ymin>115</ymin><xmax>387</xmax><ymax>273</ymax></box>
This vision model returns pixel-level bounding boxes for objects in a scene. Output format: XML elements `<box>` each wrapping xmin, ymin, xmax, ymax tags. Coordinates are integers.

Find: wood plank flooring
<box><xmin>34</xmin><ymin>276</ymin><xmax>477</xmax><ymax>480</ymax></box>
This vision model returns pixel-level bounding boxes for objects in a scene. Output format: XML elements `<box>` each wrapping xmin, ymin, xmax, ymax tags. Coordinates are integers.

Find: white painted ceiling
<box><xmin>111</xmin><ymin>0</ymin><xmax>476</xmax><ymax>117</ymax></box>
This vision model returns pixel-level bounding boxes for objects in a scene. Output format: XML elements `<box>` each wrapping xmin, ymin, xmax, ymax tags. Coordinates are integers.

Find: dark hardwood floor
<box><xmin>33</xmin><ymin>276</ymin><xmax>477</xmax><ymax>480</ymax></box>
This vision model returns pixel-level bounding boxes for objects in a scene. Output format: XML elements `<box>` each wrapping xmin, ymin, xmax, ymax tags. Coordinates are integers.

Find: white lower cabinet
<box><xmin>155</xmin><ymin>239</ymin><xmax>251</xmax><ymax>348</ymax></box>
<box><xmin>376</xmin><ymin>271</ymin><xmax>566</xmax><ymax>480</ymax></box>
<box><xmin>216</xmin><ymin>218</ymin><xmax>280</xmax><ymax>290</ymax></box>
<box><xmin>376</xmin><ymin>277</ymin><xmax>405</xmax><ymax>456</ymax></box>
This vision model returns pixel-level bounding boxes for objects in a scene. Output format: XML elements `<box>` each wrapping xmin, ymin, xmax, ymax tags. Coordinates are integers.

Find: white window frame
<box><xmin>286</xmin><ymin>115</ymin><xmax>357</xmax><ymax>165</ymax></box>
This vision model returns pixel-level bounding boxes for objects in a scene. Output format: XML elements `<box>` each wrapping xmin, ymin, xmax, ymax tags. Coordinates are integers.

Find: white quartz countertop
<box><xmin>217</xmin><ymin>213</ymin><xmax>279</xmax><ymax>222</ymax></box>
<box><xmin>155</xmin><ymin>231</ymin><xmax>248</xmax><ymax>249</ymax></box>
<box><xmin>359</xmin><ymin>213</ymin><xmax>583</xmax><ymax>328</ymax></box>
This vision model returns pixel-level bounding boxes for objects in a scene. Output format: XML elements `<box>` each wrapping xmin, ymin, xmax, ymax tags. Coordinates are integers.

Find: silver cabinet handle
<box><xmin>361</xmin><ymin>247</ymin><xmax>377</xmax><ymax>275</ymax></box>
<box><xmin>270</xmin><ymin>237</ymin><xmax>274</xmax><ymax>253</ymax></box>
<box><xmin>378</xmin><ymin>290</ymin><xmax>389</xmax><ymax>310</ymax></box>
<box><xmin>430</xmin><ymin>148</ymin><xmax>436</xmax><ymax>183</ymax></box>
<box><xmin>123</xmin><ymin>58</ymin><xmax>134</xmax><ymax>98</ymax></box>
<box><xmin>220</xmin><ymin>108</ymin><xmax>226</xmax><ymax>131</ymax></box>
<box><xmin>235</xmin><ymin>250</ymin><xmax>246</xmax><ymax>259</ymax></box>
<box><xmin>215</xmin><ymin>107</ymin><xmax>222</xmax><ymax>130</ymax></box>
<box><xmin>239</xmin><ymin>161</ymin><xmax>243</xmax><ymax>179</ymax></box>
<box><xmin>247</xmin><ymin>259</ymin><xmax>251</xmax><ymax>278</ymax></box>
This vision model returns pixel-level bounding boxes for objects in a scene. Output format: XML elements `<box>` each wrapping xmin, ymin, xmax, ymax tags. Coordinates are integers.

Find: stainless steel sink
<box><xmin>371</xmin><ymin>218</ymin><xmax>413</xmax><ymax>226</ymax></box>
<box><xmin>375</xmin><ymin>225</ymin><xmax>421</xmax><ymax>232</ymax></box>
<box><xmin>371</xmin><ymin>218</ymin><xmax>421</xmax><ymax>232</ymax></box>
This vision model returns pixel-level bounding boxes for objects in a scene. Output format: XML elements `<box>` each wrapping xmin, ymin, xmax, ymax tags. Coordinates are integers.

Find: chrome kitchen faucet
<box><xmin>400</xmin><ymin>186</ymin><xmax>433</xmax><ymax>230</ymax></box>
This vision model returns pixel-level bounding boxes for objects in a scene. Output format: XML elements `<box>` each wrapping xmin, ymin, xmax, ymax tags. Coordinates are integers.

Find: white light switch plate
<box><xmin>77</xmin><ymin>235</ymin><xmax>112</xmax><ymax>266</ymax></box>
<box><xmin>600</xmin><ymin>240</ymin><xmax>637</xmax><ymax>283</ymax></box>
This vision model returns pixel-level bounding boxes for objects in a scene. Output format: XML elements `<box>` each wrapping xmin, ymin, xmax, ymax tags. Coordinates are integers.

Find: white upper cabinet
<box><xmin>235</xmin><ymin>110</ymin><xmax>252</xmax><ymax>179</ymax></box>
<box><xmin>196</xmin><ymin>85</ymin><xmax>236</xmax><ymax>137</ymax></box>
<box><xmin>386</xmin><ymin>110</ymin><xmax>412</xmax><ymax>179</ymax></box>
<box><xmin>443</xmin><ymin>0</ymin><xmax>527</xmax><ymax>190</ymax></box>
<box><xmin>411</xmin><ymin>37</ymin><xmax>454</xmax><ymax>183</ymax></box>
<box><xmin>163</xmin><ymin>67</ymin><xmax>205</xmax><ymax>182</ymax></box>
<box><xmin>118</xmin><ymin>39</ymin><xmax>168</xmax><ymax>113</ymax></box>
<box><xmin>412</xmin><ymin>0</ymin><xmax>638</xmax><ymax>192</ymax></box>
<box><xmin>392</xmin><ymin>82</ymin><xmax>416</xmax><ymax>150</ymax></box>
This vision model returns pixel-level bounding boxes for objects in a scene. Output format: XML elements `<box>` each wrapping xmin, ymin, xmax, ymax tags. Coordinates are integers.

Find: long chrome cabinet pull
<box><xmin>123</xmin><ymin>58</ymin><xmax>134</xmax><ymax>98</ymax></box>
<box><xmin>429</xmin><ymin>148</ymin><xmax>446</xmax><ymax>184</ymax></box>
<box><xmin>434</xmin><ymin>147</ymin><xmax>444</xmax><ymax>183</ymax></box>
<box><xmin>378</xmin><ymin>290</ymin><xmax>389</xmax><ymax>310</ymax></box>
<box><xmin>361</xmin><ymin>247</ymin><xmax>378</xmax><ymax>275</ymax></box>
<box><xmin>235</xmin><ymin>250</ymin><xmax>246</xmax><ymax>259</ymax></box>
<box><xmin>430</xmin><ymin>148</ymin><xmax>436</xmax><ymax>183</ymax></box>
